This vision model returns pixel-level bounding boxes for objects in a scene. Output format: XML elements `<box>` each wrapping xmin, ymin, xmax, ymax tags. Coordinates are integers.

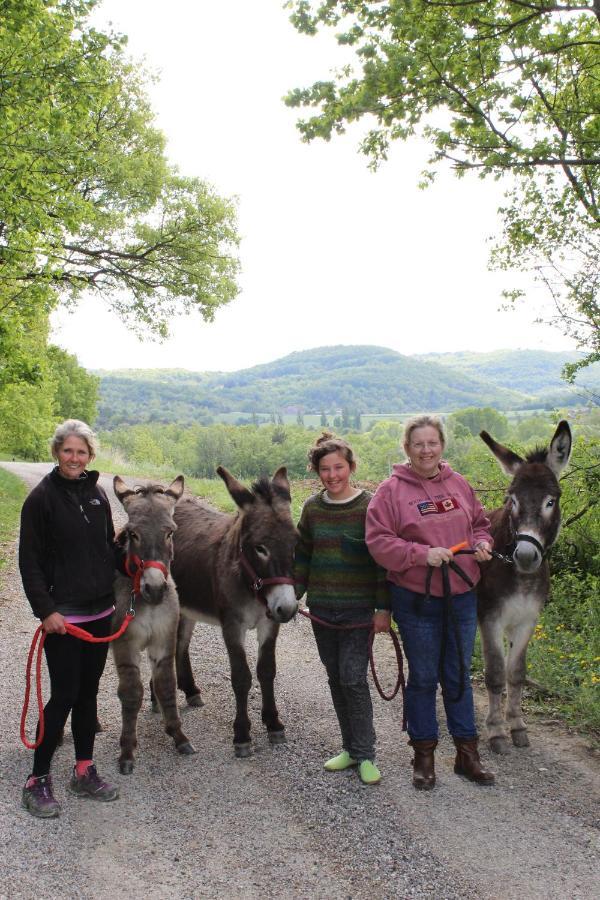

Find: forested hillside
<box><xmin>415</xmin><ymin>350</ymin><xmax>600</xmax><ymax>400</ymax></box>
<box><xmin>95</xmin><ymin>345</ymin><xmax>597</xmax><ymax>429</ymax></box>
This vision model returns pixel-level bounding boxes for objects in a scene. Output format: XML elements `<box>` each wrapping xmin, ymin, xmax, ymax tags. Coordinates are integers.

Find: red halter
<box><xmin>125</xmin><ymin>554</ymin><xmax>169</xmax><ymax>597</ymax></box>
<box><xmin>237</xmin><ymin>550</ymin><xmax>295</xmax><ymax>611</ymax></box>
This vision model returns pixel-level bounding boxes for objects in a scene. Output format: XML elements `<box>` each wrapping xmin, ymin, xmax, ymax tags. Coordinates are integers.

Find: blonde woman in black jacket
<box><xmin>19</xmin><ymin>420</ymin><xmax>120</xmax><ymax>818</ymax></box>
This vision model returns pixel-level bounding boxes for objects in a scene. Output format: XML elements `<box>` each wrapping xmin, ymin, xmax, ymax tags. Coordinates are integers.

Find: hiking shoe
<box><xmin>323</xmin><ymin>750</ymin><xmax>358</xmax><ymax>772</ymax></box>
<box><xmin>359</xmin><ymin>760</ymin><xmax>381</xmax><ymax>785</ymax></box>
<box><xmin>22</xmin><ymin>774</ymin><xmax>61</xmax><ymax>818</ymax></box>
<box><xmin>69</xmin><ymin>765</ymin><xmax>119</xmax><ymax>802</ymax></box>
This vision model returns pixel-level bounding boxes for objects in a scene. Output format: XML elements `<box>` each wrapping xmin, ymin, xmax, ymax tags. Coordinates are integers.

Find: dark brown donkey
<box><xmin>112</xmin><ymin>475</ymin><xmax>196</xmax><ymax>773</ymax></box>
<box><xmin>477</xmin><ymin>421</ymin><xmax>572</xmax><ymax>754</ymax></box>
<box><xmin>171</xmin><ymin>466</ymin><xmax>298</xmax><ymax>757</ymax></box>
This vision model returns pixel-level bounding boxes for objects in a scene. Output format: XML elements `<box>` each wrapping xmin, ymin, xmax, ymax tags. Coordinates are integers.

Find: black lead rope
<box><xmin>420</xmin><ymin>551</ymin><xmax>476</xmax><ymax>704</ymax></box>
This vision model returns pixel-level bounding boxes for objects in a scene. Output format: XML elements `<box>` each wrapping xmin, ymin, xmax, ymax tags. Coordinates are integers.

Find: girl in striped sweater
<box><xmin>295</xmin><ymin>433</ymin><xmax>391</xmax><ymax>785</ymax></box>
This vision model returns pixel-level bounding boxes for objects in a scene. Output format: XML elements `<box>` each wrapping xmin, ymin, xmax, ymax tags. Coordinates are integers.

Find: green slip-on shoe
<box><xmin>323</xmin><ymin>750</ymin><xmax>358</xmax><ymax>772</ymax></box>
<box><xmin>359</xmin><ymin>759</ymin><xmax>381</xmax><ymax>785</ymax></box>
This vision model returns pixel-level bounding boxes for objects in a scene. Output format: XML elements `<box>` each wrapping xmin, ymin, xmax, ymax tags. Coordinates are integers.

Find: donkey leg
<box><xmin>149</xmin><ymin>677</ymin><xmax>160</xmax><ymax>714</ymax></box>
<box><xmin>176</xmin><ymin>614</ymin><xmax>204</xmax><ymax>708</ymax></box>
<box><xmin>112</xmin><ymin>643</ymin><xmax>144</xmax><ymax>775</ymax></box>
<box><xmin>505</xmin><ymin>618</ymin><xmax>537</xmax><ymax>748</ymax></box>
<box><xmin>222</xmin><ymin>620</ymin><xmax>253</xmax><ymax>757</ymax></box>
<box><xmin>479</xmin><ymin>618</ymin><xmax>510</xmax><ymax>754</ymax></box>
<box><xmin>149</xmin><ymin>640</ymin><xmax>197</xmax><ymax>757</ymax></box>
<box><xmin>256</xmin><ymin>617</ymin><xmax>285</xmax><ymax>744</ymax></box>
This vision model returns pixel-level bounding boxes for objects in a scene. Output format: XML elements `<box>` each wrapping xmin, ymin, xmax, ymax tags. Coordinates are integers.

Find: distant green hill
<box><xmin>414</xmin><ymin>349</ymin><xmax>600</xmax><ymax>404</ymax></box>
<box><xmin>94</xmin><ymin>345</ymin><xmax>597</xmax><ymax>429</ymax></box>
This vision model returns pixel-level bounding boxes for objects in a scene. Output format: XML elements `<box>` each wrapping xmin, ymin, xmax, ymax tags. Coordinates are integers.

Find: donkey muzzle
<box><xmin>140</xmin><ymin>567</ymin><xmax>169</xmax><ymax>605</ymax></box>
<box><xmin>513</xmin><ymin>535</ymin><xmax>544</xmax><ymax>573</ymax></box>
<box><xmin>267</xmin><ymin>584</ymin><xmax>298</xmax><ymax>623</ymax></box>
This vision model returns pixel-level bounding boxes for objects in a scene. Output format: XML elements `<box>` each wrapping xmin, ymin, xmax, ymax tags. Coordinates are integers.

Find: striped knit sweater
<box><xmin>295</xmin><ymin>489</ymin><xmax>390</xmax><ymax>611</ymax></box>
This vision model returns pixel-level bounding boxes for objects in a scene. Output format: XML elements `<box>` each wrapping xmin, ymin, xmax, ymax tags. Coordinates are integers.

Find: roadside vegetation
<box><xmin>0</xmin><ymin>468</ymin><xmax>27</xmax><ymax>572</ymax></box>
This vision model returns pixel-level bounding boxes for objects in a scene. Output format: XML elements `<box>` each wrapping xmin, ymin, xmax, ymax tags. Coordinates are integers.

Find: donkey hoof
<box><xmin>511</xmin><ymin>728</ymin><xmax>530</xmax><ymax>748</ymax></box>
<box><xmin>489</xmin><ymin>736</ymin><xmax>510</xmax><ymax>755</ymax></box>
<box><xmin>177</xmin><ymin>741</ymin><xmax>197</xmax><ymax>756</ymax></box>
<box><xmin>187</xmin><ymin>693</ymin><xmax>204</xmax><ymax>709</ymax></box>
<box><xmin>234</xmin><ymin>742</ymin><xmax>252</xmax><ymax>759</ymax></box>
<box><xmin>268</xmin><ymin>730</ymin><xmax>286</xmax><ymax>745</ymax></box>
<box><xmin>119</xmin><ymin>759</ymin><xmax>134</xmax><ymax>775</ymax></box>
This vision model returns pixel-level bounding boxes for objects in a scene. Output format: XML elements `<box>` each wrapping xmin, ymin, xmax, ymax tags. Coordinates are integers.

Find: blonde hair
<box><xmin>402</xmin><ymin>415</ymin><xmax>446</xmax><ymax>454</ymax></box>
<box><xmin>51</xmin><ymin>419</ymin><xmax>98</xmax><ymax>460</ymax></box>
<box><xmin>307</xmin><ymin>431</ymin><xmax>357</xmax><ymax>472</ymax></box>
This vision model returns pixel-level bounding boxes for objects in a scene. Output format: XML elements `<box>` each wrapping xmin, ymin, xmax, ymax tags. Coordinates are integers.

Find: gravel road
<box><xmin>0</xmin><ymin>462</ymin><xmax>598</xmax><ymax>900</ymax></box>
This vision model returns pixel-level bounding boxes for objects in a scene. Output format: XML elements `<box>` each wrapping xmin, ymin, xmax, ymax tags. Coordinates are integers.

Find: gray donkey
<box><xmin>171</xmin><ymin>466</ymin><xmax>298</xmax><ymax>758</ymax></box>
<box><xmin>477</xmin><ymin>421</ymin><xmax>572</xmax><ymax>753</ymax></box>
<box><xmin>112</xmin><ymin>475</ymin><xmax>196</xmax><ymax>773</ymax></box>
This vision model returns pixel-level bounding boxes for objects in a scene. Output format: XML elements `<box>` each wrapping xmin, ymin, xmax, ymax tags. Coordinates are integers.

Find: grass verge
<box><xmin>0</xmin><ymin>467</ymin><xmax>27</xmax><ymax>572</ymax></box>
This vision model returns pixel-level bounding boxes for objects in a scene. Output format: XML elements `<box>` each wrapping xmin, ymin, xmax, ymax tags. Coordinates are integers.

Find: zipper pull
<box><xmin>79</xmin><ymin>504</ymin><xmax>91</xmax><ymax>524</ymax></box>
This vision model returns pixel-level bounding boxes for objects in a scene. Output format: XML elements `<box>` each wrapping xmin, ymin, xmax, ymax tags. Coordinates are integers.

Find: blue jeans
<box><xmin>390</xmin><ymin>585</ymin><xmax>478</xmax><ymax>741</ymax></box>
<box><xmin>310</xmin><ymin>607</ymin><xmax>375</xmax><ymax>762</ymax></box>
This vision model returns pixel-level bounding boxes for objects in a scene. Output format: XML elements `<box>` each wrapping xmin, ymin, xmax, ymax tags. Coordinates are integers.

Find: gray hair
<box><xmin>50</xmin><ymin>419</ymin><xmax>98</xmax><ymax>460</ymax></box>
<box><xmin>402</xmin><ymin>415</ymin><xmax>446</xmax><ymax>452</ymax></box>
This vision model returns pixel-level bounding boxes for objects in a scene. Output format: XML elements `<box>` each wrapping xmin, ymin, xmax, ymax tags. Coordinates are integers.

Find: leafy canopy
<box><xmin>285</xmin><ymin>0</ymin><xmax>600</xmax><ymax>374</ymax></box>
<box><xmin>0</xmin><ymin>0</ymin><xmax>240</xmax><ymax>340</ymax></box>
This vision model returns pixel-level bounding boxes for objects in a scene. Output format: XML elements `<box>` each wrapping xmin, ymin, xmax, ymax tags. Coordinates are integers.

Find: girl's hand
<box><xmin>42</xmin><ymin>612</ymin><xmax>67</xmax><ymax>634</ymax></box>
<box><xmin>474</xmin><ymin>541</ymin><xmax>492</xmax><ymax>562</ymax></box>
<box><xmin>372</xmin><ymin>610</ymin><xmax>391</xmax><ymax>633</ymax></box>
<box><xmin>426</xmin><ymin>547</ymin><xmax>454</xmax><ymax>567</ymax></box>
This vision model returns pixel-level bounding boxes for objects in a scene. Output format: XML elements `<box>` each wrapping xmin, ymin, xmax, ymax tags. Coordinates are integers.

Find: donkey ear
<box><xmin>216</xmin><ymin>466</ymin><xmax>254</xmax><ymax>509</ymax></box>
<box><xmin>480</xmin><ymin>431</ymin><xmax>524</xmax><ymax>476</ymax></box>
<box><xmin>271</xmin><ymin>466</ymin><xmax>291</xmax><ymax>496</ymax></box>
<box><xmin>546</xmin><ymin>420</ymin><xmax>572</xmax><ymax>477</ymax></box>
<box><xmin>165</xmin><ymin>475</ymin><xmax>185</xmax><ymax>502</ymax></box>
<box><xmin>113</xmin><ymin>475</ymin><xmax>136</xmax><ymax>505</ymax></box>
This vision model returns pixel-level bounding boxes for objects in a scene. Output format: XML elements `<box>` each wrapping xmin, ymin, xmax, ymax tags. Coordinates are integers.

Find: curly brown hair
<box><xmin>307</xmin><ymin>431</ymin><xmax>357</xmax><ymax>472</ymax></box>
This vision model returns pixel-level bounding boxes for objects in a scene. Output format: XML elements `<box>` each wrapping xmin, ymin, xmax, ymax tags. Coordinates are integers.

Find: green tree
<box><xmin>448</xmin><ymin>407</ymin><xmax>509</xmax><ymax>440</ymax></box>
<box><xmin>0</xmin><ymin>0</ymin><xmax>239</xmax><ymax>341</ymax></box>
<box><xmin>46</xmin><ymin>346</ymin><xmax>99</xmax><ymax>424</ymax></box>
<box><xmin>286</xmin><ymin>1</ymin><xmax>600</xmax><ymax>371</ymax></box>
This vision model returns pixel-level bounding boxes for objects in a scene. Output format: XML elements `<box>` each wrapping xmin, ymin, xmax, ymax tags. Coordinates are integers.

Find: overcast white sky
<box><xmin>50</xmin><ymin>0</ymin><xmax>577</xmax><ymax>373</ymax></box>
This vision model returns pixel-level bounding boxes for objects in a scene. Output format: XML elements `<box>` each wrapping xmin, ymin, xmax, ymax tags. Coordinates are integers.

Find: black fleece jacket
<box><xmin>19</xmin><ymin>467</ymin><xmax>117</xmax><ymax>620</ymax></box>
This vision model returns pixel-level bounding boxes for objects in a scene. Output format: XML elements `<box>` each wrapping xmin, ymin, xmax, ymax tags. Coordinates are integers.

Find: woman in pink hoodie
<box><xmin>366</xmin><ymin>415</ymin><xmax>495</xmax><ymax>790</ymax></box>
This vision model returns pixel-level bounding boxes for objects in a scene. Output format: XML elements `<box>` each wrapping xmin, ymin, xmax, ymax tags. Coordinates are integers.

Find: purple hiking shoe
<box><xmin>22</xmin><ymin>774</ymin><xmax>61</xmax><ymax>818</ymax></box>
<box><xmin>69</xmin><ymin>765</ymin><xmax>119</xmax><ymax>802</ymax></box>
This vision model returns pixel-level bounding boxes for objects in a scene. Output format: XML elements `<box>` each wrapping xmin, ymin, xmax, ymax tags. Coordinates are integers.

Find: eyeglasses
<box><xmin>410</xmin><ymin>441</ymin><xmax>441</xmax><ymax>450</ymax></box>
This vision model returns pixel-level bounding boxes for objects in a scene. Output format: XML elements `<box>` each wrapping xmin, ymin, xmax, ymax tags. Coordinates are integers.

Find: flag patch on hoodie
<box><xmin>417</xmin><ymin>497</ymin><xmax>460</xmax><ymax>516</ymax></box>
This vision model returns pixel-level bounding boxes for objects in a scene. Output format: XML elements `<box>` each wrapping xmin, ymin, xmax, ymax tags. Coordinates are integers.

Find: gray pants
<box><xmin>311</xmin><ymin>607</ymin><xmax>375</xmax><ymax>762</ymax></box>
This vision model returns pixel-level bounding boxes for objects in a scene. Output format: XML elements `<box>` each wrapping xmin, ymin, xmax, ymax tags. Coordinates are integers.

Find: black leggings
<box><xmin>32</xmin><ymin>615</ymin><xmax>111</xmax><ymax>777</ymax></box>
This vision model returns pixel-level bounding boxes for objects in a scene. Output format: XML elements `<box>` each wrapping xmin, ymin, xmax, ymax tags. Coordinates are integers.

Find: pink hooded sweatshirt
<box><xmin>365</xmin><ymin>461</ymin><xmax>492</xmax><ymax>597</ymax></box>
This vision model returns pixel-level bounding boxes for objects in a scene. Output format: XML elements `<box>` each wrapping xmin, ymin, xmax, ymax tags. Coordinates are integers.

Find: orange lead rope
<box><xmin>449</xmin><ymin>541</ymin><xmax>469</xmax><ymax>554</ymax></box>
<box><xmin>20</xmin><ymin>614</ymin><xmax>134</xmax><ymax>750</ymax></box>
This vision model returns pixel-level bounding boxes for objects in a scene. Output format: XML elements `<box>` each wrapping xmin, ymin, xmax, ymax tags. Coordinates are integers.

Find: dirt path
<box><xmin>0</xmin><ymin>462</ymin><xmax>598</xmax><ymax>899</ymax></box>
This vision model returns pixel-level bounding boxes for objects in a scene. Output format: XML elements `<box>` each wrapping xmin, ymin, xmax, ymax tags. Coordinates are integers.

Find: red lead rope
<box><xmin>20</xmin><ymin>614</ymin><xmax>134</xmax><ymax>750</ymax></box>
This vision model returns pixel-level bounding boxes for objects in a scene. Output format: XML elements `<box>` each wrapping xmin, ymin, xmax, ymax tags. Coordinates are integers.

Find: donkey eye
<box><xmin>255</xmin><ymin>544</ymin><xmax>269</xmax><ymax>558</ymax></box>
<box><xmin>546</xmin><ymin>499</ymin><xmax>555</xmax><ymax>508</ymax></box>
<box><xmin>128</xmin><ymin>530</ymin><xmax>140</xmax><ymax>542</ymax></box>
<box><xmin>165</xmin><ymin>530</ymin><xmax>174</xmax><ymax>540</ymax></box>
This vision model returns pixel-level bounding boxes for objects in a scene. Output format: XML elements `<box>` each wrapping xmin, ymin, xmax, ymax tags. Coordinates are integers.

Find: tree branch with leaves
<box><xmin>285</xmin><ymin>0</ymin><xmax>599</xmax><ymax>374</ymax></box>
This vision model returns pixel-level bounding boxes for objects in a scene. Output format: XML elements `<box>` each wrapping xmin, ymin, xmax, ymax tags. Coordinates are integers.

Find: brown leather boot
<box><xmin>409</xmin><ymin>739</ymin><xmax>437</xmax><ymax>790</ymax></box>
<box><xmin>453</xmin><ymin>737</ymin><xmax>495</xmax><ymax>785</ymax></box>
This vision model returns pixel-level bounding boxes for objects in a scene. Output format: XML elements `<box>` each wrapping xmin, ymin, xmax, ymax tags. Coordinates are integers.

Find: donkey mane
<box><xmin>132</xmin><ymin>484</ymin><xmax>166</xmax><ymax>497</ymax></box>
<box><xmin>251</xmin><ymin>477</ymin><xmax>291</xmax><ymax>504</ymax></box>
<box><xmin>524</xmin><ymin>446</ymin><xmax>550</xmax><ymax>465</ymax></box>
